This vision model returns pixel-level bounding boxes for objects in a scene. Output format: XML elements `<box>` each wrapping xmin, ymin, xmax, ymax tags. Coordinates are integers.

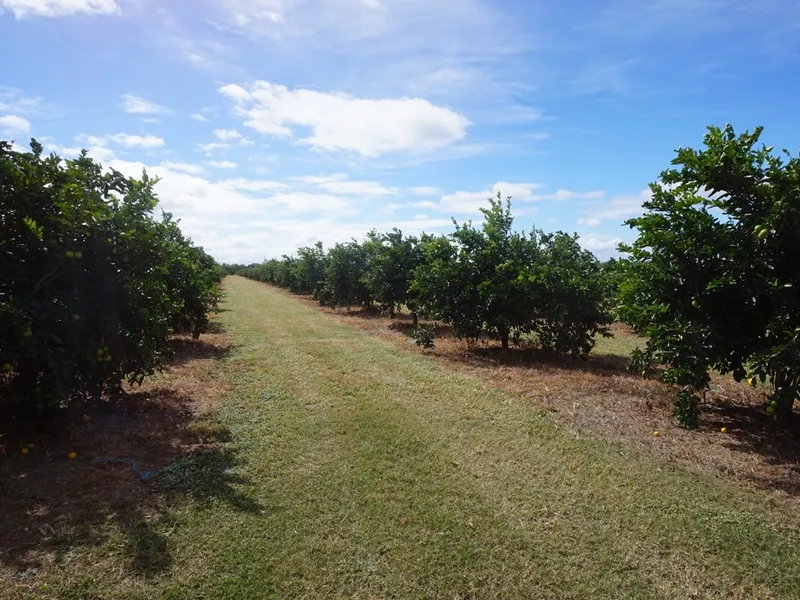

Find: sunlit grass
<box><xmin>36</xmin><ymin>277</ymin><xmax>800</xmax><ymax>599</ymax></box>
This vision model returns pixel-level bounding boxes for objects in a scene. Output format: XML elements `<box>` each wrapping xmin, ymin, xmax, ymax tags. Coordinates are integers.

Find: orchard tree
<box><xmin>0</xmin><ymin>140</ymin><xmax>220</xmax><ymax>415</ymax></box>
<box><xmin>413</xmin><ymin>194</ymin><xmax>539</xmax><ymax>350</ymax></box>
<box><xmin>620</xmin><ymin>125</ymin><xmax>800</xmax><ymax>426</ymax></box>
<box><xmin>318</xmin><ymin>240</ymin><xmax>372</xmax><ymax>308</ymax></box>
<box><xmin>531</xmin><ymin>231</ymin><xmax>612</xmax><ymax>356</ymax></box>
<box><xmin>362</xmin><ymin>229</ymin><xmax>424</xmax><ymax>323</ymax></box>
<box><xmin>293</xmin><ymin>241</ymin><xmax>326</xmax><ymax>296</ymax></box>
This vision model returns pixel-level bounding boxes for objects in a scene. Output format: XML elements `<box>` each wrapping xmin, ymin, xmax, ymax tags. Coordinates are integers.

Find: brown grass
<box><xmin>286</xmin><ymin>291</ymin><xmax>800</xmax><ymax>512</ymax></box>
<box><xmin>0</xmin><ymin>326</ymin><xmax>231</xmax><ymax>594</ymax></box>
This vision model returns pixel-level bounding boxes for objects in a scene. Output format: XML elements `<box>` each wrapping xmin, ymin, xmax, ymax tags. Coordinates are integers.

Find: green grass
<box><xmin>45</xmin><ymin>277</ymin><xmax>800</xmax><ymax>598</ymax></box>
<box><xmin>593</xmin><ymin>328</ymin><xmax>645</xmax><ymax>358</ymax></box>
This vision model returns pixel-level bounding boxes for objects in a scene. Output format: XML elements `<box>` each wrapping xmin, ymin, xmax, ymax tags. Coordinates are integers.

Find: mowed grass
<box><xmin>43</xmin><ymin>277</ymin><xmax>800</xmax><ymax>598</ymax></box>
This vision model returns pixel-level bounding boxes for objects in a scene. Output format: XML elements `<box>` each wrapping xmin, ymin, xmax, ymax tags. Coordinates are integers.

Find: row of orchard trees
<box><xmin>233</xmin><ymin>125</ymin><xmax>800</xmax><ymax>428</ymax></box>
<box><xmin>1</xmin><ymin>140</ymin><xmax>222</xmax><ymax>418</ymax></box>
<box><xmin>232</xmin><ymin>195</ymin><xmax>613</xmax><ymax>357</ymax></box>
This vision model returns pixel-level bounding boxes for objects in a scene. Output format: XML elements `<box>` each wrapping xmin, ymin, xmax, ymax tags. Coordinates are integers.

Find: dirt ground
<box><xmin>0</xmin><ymin>325</ymin><xmax>231</xmax><ymax>588</ymax></box>
<box><xmin>300</xmin><ymin>295</ymin><xmax>800</xmax><ymax>513</ymax></box>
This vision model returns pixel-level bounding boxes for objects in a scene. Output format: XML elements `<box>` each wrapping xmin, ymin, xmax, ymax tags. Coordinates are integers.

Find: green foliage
<box><xmin>413</xmin><ymin>193</ymin><xmax>611</xmax><ymax>355</ymax></box>
<box><xmin>233</xmin><ymin>194</ymin><xmax>610</xmax><ymax>359</ymax></box>
<box><xmin>0</xmin><ymin>140</ymin><xmax>220</xmax><ymax>414</ymax></box>
<box><xmin>316</xmin><ymin>241</ymin><xmax>372</xmax><ymax>308</ymax></box>
<box><xmin>619</xmin><ymin>124</ymin><xmax>800</xmax><ymax>425</ymax></box>
<box><xmin>627</xmin><ymin>346</ymin><xmax>654</xmax><ymax>377</ymax></box>
<box><xmin>673</xmin><ymin>390</ymin><xmax>700</xmax><ymax>429</ymax></box>
<box><xmin>361</xmin><ymin>229</ymin><xmax>424</xmax><ymax>320</ymax></box>
<box><xmin>410</xmin><ymin>324</ymin><xmax>437</xmax><ymax>349</ymax></box>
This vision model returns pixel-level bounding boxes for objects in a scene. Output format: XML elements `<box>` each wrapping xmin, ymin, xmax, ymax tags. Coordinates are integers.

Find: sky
<box><xmin>1</xmin><ymin>0</ymin><xmax>799</xmax><ymax>263</ymax></box>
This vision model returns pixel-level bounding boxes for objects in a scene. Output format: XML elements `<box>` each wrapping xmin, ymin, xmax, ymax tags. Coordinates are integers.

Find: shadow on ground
<box><xmin>700</xmin><ymin>403</ymin><xmax>800</xmax><ymax>496</ymax></box>
<box><xmin>0</xmin><ymin>325</ymin><xmax>259</xmax><ymax>582</ymax></box>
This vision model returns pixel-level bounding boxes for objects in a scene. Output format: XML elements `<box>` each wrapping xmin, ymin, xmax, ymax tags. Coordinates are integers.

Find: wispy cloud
<box><xmin>121</xmin><ymin>94</ymin><xmax>171</xmax><ymax>115</ymax></box>
<box><xmin>0</xmin><ymin>0</ymin><xmax>121</xmax><ymax>18</ymax></box>
<box><xmin>0</xmin><ymin>114</ymin><xmax>30</xmax><ymax>134</ymax></box>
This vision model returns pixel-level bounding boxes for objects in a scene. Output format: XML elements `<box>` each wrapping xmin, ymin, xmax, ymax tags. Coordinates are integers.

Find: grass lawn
<box><xmin>4</xmin><ymin>275</ymin><xmax>800</xmax><ymax>599</ymax></box>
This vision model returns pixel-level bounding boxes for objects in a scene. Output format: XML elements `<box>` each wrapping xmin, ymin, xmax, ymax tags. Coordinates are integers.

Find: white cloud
<box><xmin>0</xmin><ymin>87</ymin><xmax>47</xmax><ymax>116</ymax></box>
<box><xmin>214</xmin><ymin>128</ymin><xmax>254</xmax><ymax>145</ymax></box>
<box><xmin>107</xmin><ymin>133</ymin><xmax>165</xmax><ymax>149</ymax></box>
<box><xmin>583</xmin><ymin>189</ymin><xmax>651</xmax><ymax>224</ymax></box>
<box><xmin>528</xmin><ymin>189</ymin><xmax>605</xmax><ymax>202</ymax></box>
<box><xmin>197</xmin><ymin>142</ymin><xmax>229</xmax><ymax>155</ymax></box>
<box><xmin>577</xmin><ymin>218</ymin><xmax>602</xmax><ymax>227</ymax></box>
<box><xmin>0</xmin><ymin>114</ymin><xmax>30</xmax><ymax>134</ymax></box>
<box><xmin>579</xmin><ymin>233</ymin><xmax>625</xmax><ymax>259</ymax></box>
<box><xmin>295</xmin><ymin>174</ymin><xmax>396</xmax><ymax>197</ymax></box>
<box><xmin>416</xmin><ymin>181</ymin><xmax>545</xmax><ymax>215</ymax></box>
<box><xmin>380</xmin><ymin>202</ymin><xmax>401</xmax><ymax>215</ymax></box>
<box><xmin>44</xmin><ymin>143</ymin><xmax>81</xmax><ymax>157</ymax></box>
<box><xmin>413</xmin><ymin>213</ymin><xmax>429</xmax><ymax>220</ymax></box>
<box><xmin>161</xmin><ymin>161</ymin><xmax>205</xmax><ymax>175</ymax></box>
<box><xmin>219</xmin><ymin>80</ymin><xmax>470</xmax><ymax>157</ymax></box>
<box><xmin>0</xmin><ymin>0</ymin><xmax>120</xmax><ymax>18</ymax></box>
<box><xmin>209</xmin><ymin>160</ymin><xmax>237</xmax><ymax>169</ymax></box>
<box><xmin>407</xmin><ymin>186</ymin><xmax>440</xmax><ymax>195</ymax></box>
<box><xmin>85</xmin><ymin>145</ymin><xmax>117</xmax><ymax>162</ymax></box>
<box><xmin>213</xmin><ymin>128</ymin><xmax>243</xmax><ymax>141</ymax></box>
<box><xmin>121</xmin><ymin>94</ymin><xmax>171</xmax><ymax>115</ymax></box>
<box><xmin>191</xmin><ymin>113</ymin><xmax>210</xmax><ymax>122</ymax></box>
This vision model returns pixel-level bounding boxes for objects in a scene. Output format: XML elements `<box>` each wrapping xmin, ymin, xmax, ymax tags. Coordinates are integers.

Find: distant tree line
<box><xmin>227</xmin><ymin>195</ymin><xmax>614</xmax><ymax>357</ymax></box>
<box><xmin>230</xmin><ymin>124</ymin><xmax>800</xmax><ymax>429</ymax></box>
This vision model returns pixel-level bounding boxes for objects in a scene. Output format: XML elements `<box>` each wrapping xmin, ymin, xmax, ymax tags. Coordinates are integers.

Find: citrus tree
<box><xmin>413</xmin><ymin>194</ymin><xmax>610</xmax><ymax>354</ymax></box>
<box><xmin>619</xmin><ymin>125</ymin><xmax>800</xmax><ymax>426</ymax></box>
<box><xmin>362</xmin><ymin>229</ymin><xmax>424</xmax><ymax>323</ymax></box>
<box><xmin>0</xmin><ymin>140</ymin><xmax>220</xmax><ymax>417</ymax></box>
<box><xmin>317</xmin><ymin>240</ymin><xmax>372</xmax><ymax>308</ymax></box>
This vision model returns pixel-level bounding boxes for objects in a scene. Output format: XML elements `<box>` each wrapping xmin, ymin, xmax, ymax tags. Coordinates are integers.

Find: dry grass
<box><xmin>293</xmin><ymin>292</ymin><xmax>800</xmax><ymax>512</ymax></box>
<box><xmin>0</xmin><ymin>327</ymin><xmax>232</xmax><ymax>598</ymax></box>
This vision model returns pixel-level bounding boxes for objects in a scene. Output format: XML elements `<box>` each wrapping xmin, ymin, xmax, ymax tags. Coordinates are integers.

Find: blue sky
<box><xmin>1</xmin><ymin>0</ymin><xmax>799</xmax><ymax>263</ymax></box>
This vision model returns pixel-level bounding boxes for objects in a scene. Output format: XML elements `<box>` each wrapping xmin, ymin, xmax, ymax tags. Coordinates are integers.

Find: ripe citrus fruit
<box><xmin>653</xmin><ymin>431</ymin><xmax>660</xmax><ymax>437</ymax></box>
<box><xmin>721</xmin><ymin>427</ymin><xmax>727</xmax><ymax>433</ymax></box>
<box><xmin>68</xmin><ymin>452</ymin><xmax>78</xmax><ymax>460</ymax></box>
<box><xmin>21</xmin><ymin>447</ymin><xmax>29</xmax><ymax>455</ymax></box>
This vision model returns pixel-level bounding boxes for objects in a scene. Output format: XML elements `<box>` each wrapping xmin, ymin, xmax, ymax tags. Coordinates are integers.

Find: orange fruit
<box><xmin>68</xmin><ymin>452</ymin><xmax>78</xmax><ymax>460</ymax></box>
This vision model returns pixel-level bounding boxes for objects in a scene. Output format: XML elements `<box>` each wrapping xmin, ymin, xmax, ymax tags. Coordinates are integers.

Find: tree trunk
<box><xmin>412</xmin><ymin>313</ymin><xmax>418</xmax><ymax>328</ymax></box>
<box><xmin>773</xmin><ymin>371</ymin><xmax>795</xmax><ymax>425</ymax></box>
<box><xmin>500</xmin><ymin>330</ymin><xmax>509</xmax><ymax>362</ymax></box>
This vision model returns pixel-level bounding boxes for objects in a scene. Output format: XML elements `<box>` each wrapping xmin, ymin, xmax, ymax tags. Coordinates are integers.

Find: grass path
<box><xmin>67</xmin><ymin>277</ymin><xmax>800</xmax><ymax>598</ymax></box>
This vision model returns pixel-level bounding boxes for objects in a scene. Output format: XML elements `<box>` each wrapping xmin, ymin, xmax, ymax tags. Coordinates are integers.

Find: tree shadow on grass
<box><xmin>168</xmin><ymin>334</ymin><xmax>232</xmax><ymax>367</ymax></box>
<box><xmin>0</xmin><ymin>391</ymin><xmax>260</xmax><ymax>581</ymax></box>
<box><xmin>0</xmin><ymin>329</ymin><xmax>258</xmax><ymax>585</ymax></box>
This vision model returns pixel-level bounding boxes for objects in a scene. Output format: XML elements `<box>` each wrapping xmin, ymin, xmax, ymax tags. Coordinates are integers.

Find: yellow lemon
<box><xmin>653</xmin><ymin>431</ymin><xmax>660</xmax><ymax>437</ymax></box>
<box><xmin>21</xmin><ymin>447</ymin><xmax>29</xmax><ymax>455</ymax></box>
<box><xmin>68</xmin><ymin>451</ymin><xmax>78</xmax><ymax>460</ymax></box>
<box><xmin>720</xmin><ymin>427</ymin><xmax>727</xmax><ymax>433</ymax></box>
